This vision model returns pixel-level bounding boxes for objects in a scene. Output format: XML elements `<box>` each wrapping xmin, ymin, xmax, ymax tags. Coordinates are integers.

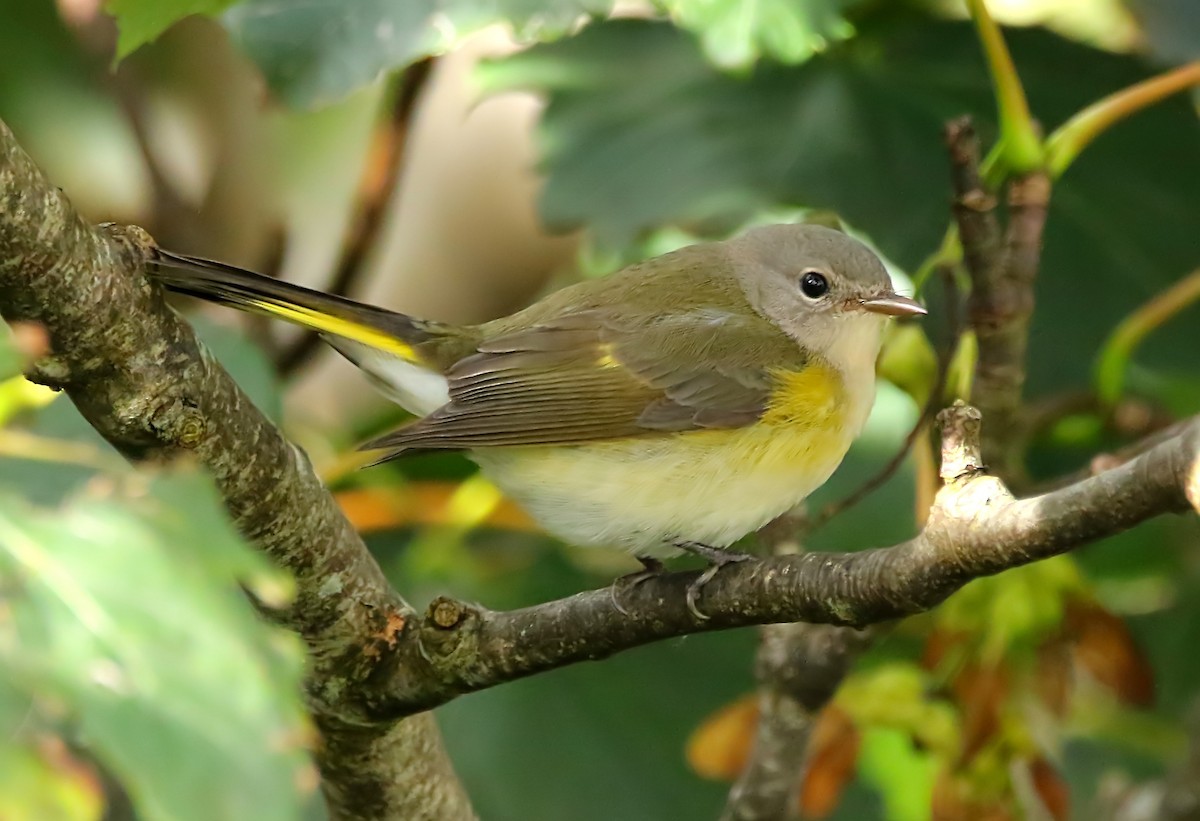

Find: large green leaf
<box><xmin>661</xmin><ymin>0</ymin><xmax>860</xmax><ymax>68</ymax></box>
<box><xmin>482</xmin><ymin>15</ymin><xmax>1200</xmax><ymax>397</ymax></box>
<box><xmin>106</xmin><ymin>0</ymin><xmax>242</xmax><ymax>57</ymax></box>
<box><xmin>0</xmin><ymin>472</ymin><xmax>311</xmax><ymax>821</ymax></box>
<box><xmin>221</xmin><ymin>0</ymin><xmax>616</xmax><ymax>108</ymax></box>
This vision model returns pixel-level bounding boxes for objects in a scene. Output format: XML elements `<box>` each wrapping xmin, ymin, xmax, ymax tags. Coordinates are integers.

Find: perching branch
<box><xmin>0</xmin><ymin>119</ymin><xmax>474</xmax><ymax>821</ymax></box>
<box><xmin>368</xmin><ymin>402</ymin><xmax>1199</xmax><ymax>718</ymax></box>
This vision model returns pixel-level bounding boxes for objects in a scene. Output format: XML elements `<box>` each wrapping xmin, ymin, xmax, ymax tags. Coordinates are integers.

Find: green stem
<box><xmin>1046</xmin><ymin>62</ymin><xmax>1200</xmax><ymax>179</ymax></box>
<box><xmin>912</xmin><ymin>225</ymin><xmax>962</xmax><ymax>294</ymax></box>
<box><xmin>966</xmin><ymin>0</ymin><xmax>1043</xmax><ymax>173</ymax></box>
<box><xmin>1095</xmin><ymin>268</ymin><xmax>1200</xmax><ymax>404</ymax></box>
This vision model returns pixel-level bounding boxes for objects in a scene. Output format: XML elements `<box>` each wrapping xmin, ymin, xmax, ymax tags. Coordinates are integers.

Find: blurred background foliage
<box><xmin>0</xmin><ymin>0</ymin><xmax>1197</xmax><ymax>818</ymax></box>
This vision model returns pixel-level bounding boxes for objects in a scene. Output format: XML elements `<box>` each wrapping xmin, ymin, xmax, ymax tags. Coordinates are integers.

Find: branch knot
<box><xmin>937</xmin><ymin>401</ymin><xmax>985</xmax><ymax>483</ymax></box>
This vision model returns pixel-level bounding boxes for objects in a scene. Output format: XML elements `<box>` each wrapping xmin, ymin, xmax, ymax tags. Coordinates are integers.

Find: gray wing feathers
<box><xmin>363</xmin><ymin>308</ymin><xmax>801</xmax><ymax>455</ymax></box>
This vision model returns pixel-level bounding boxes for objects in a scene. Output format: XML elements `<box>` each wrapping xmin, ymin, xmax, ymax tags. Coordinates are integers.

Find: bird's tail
<box><xmin>151</xmin><ymin>250</ymin><xmax>457</xmax><ymax>366</ymax></box>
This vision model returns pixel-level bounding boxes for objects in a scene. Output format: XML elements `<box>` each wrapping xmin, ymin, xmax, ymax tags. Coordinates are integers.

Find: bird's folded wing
<box><xmin>362</xmin><ymin>308</ymin><xmax>808</xmax><ymax>454</ymax></box>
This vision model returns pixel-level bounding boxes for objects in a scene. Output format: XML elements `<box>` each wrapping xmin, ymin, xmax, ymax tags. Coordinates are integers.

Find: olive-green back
<box><xmin>368</xmin><ymin>242</ymin><xmax>811</xmax><ymax>455</ymax></box>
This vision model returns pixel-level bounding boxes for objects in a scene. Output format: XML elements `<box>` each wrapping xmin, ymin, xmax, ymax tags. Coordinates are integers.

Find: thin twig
<box><xmin>946</xmin><ymin>118</ymin><xmax>1002</xmax><ymax>293</ymax></box>
<box><xmin>1034</xmin><ymin>417</ymin><xmax>1195</xmax><ymax>494</ymax></box>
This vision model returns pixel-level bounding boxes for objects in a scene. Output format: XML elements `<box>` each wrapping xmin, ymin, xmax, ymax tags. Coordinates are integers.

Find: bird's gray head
<box><xmin>726</xmin><ymin>223</ymin><xmax>925</xmax><ymax>373</ymax></box>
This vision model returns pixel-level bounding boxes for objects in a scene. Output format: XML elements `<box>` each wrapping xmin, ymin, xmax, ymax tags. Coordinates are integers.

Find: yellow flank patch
<box><xmin>247</xmin><ymin>299</ymin><xmax>417</xmax><ymax>361</ymax></box>
<box><xmin>595</xmin><ymin>343</ymin><xmax>619</xmax><ymax>369</ymax></box>
<box><xmin>761</xmin><ymin>363</ymin><xmax>845</xmax><ymax>429</ymax></box>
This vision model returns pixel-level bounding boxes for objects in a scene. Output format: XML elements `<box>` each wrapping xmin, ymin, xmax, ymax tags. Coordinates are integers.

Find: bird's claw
<box><xmin>675</xmin><ymin>543</ymin><xmax>753</xmax><ymax>620</ymax></box>
<box><xmin>610</xmin><ymin>556</ymin><xmax>666</xmax><ymax>615</ymax></box>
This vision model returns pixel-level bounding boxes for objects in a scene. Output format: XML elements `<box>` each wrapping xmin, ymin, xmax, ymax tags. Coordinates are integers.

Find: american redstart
<box><xmin>151</xmin><ymin>223</ymin><xmax>925</xmax><ymax>616</ymax></box>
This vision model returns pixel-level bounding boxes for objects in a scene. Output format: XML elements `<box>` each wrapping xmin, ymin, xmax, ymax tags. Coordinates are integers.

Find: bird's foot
<box><xmin>673</xmin><ymin>541</ymin><xmax>754</xmax><ymax>621</ymax></box>
<box><xmin>610</xmin><ymin>556</ymin><xmax>666</xmax><ymax>616</ymax></box>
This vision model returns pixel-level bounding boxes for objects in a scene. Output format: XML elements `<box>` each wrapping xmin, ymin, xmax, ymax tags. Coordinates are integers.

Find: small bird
<box><xmin>151</xmin><ymin>224</ymin><xmax>925</xmax><ymax>616</ymax></box>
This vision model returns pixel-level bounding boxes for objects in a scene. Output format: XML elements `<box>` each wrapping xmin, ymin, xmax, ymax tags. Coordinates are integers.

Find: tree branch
<box><xmin>720</xmin><ymin>622</ymin><xmax>872</xmax><ymax>821</ymax></box>
<box><xmin>946</xmin><ymin>117</ymin><xmax>1050</xmax><ymax>482</ymax></box>
<box><xmin>717</xmin><ymin>517</ymin><xmax>872</xmax><ymax>820</ymax></box>
<box><xmin>370</xmin><ymin>402</ymin><xmax>1198</xmax><ymax>718</ymax></box>
<box><xmin>0</xmin><ymin>119</ymin><xmax>474</xmax><ymax>821</ymax></box>
<box><xmin>946</xmin><ymin>118</ymin><xmax>1002</xmax><ymax>295</ymax></box>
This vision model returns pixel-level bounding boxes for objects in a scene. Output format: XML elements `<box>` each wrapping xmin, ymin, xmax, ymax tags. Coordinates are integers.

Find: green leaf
<box><xmin>0</xmin><ymin>471</ymin><xmax>311</xmax><ymax>821</ymax></box>
<box><xmin>0</xmin><ymin>315</ymin><xmax>281</xmax><ymax>507</ymax></box>
<box><xmin>483</xmin><ymin>15</ymin><xmax>1200</xmax><ymax>399</ymax></box>
<box><xmin>858</xmin><ymin>727</ymin><xmax>936</xmax><ymax>821</ymax></box>
<box><xmin>106</xmin><ymin>0</ymin><xmax>242</xmax><ymax>58</ymax></box>
<box><xmin>0</xmin><ymin>741</ymin><xmax>103</xmax><ymax>821</ymax></box>
<box><xmin>221</xmin><ymin>0</ymin><xmax>616</xmax><ymax>108</ymax></box>
<box><xmin>0</xmin><ymin>323</ymin><xmax>24</xmax><ymax>382</ymax></box>
<box><xmin>662</xmin><ymin>0</ymin><xmax>858</xmax><ymax>69</ymax></box>
<box><xmin>935</xmin><ymin>557</ymin><xmax>1085</xmax><ymax>663</ymax></box>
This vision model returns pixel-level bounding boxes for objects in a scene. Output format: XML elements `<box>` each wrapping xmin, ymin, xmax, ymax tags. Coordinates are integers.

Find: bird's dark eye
<box><xmin>799</xmin><ymin>271</ymin><xmax>829</xmax><ymax>299</ymax></box>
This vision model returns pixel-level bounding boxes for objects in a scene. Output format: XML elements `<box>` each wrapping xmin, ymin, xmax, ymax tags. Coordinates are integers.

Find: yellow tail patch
<box><xmin>247</xmin><ymin>299</ymin><xmax>418</xmax><ymax>361</ymax></box>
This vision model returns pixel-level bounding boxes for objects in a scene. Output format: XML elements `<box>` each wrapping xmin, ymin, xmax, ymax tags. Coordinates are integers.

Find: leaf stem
<box><xmin>966</xmin><ymin>0</ymin><xmax>1043</xmax><ymax>173</ymax></box>
<box><xmin>1095</xmin><ymin>268</ymin><xmax>1200</xmax><ymax>405</ymax></box>
<box><xmin>1046</xmin><ymin>61</ymin><xmax>1200</xmax><ymax>179</ymax></box>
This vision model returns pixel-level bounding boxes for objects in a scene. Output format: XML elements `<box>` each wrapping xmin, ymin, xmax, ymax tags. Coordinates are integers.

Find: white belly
<box><xmin>471</xmin><ymin>420</ymin><xmax>857</xmax><ymax>556</ymax></box>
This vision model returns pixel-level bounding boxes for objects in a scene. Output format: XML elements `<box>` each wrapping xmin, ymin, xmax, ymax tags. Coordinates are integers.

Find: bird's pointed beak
<box><xmin>858</xmin><ymin>292</ymin><xmax>927</xmax><ymax>317</ymax></box>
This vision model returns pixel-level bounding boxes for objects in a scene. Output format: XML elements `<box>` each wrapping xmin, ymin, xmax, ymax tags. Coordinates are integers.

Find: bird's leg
<box><xmin>673</xmin><ymin>541</ymin><xmax>754</xmax><ymax>621</ymax></box>
<box><xmin>610</xmin><ymin>556</ymin><xmax>667</xmax><ymax>615</ymax></box>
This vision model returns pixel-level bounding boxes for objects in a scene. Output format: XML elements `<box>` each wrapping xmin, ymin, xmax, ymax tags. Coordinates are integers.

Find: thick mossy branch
<box><xmin>0</xmin><ymin>119</ymin><xmax>473</xmax><ymax>821</ymax></box>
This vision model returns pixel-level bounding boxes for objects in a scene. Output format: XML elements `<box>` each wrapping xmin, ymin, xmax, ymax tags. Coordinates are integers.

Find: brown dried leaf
<box><xmin>1034</xmin><ymin>639</ymin><xmax>1074</xmax><ymax>718</ymax></box>
<box><xmin>1028</xmin><ymin>756</ymin><xmax>1071</xmax><ymax>821</ymax></box>
<box><xmin>1065</xmin><ymin>600</ymin><xmax>1155</xmax><ymax>707</ymax></box>
<box><xmin>686</xmin><ymin>694</ymin><xmax>758</xmax><ymax>781</ymax></box>
<box><xmin>9</xmin><ymin>320</ymin><xmax>50</xmax><ymax>360</ymax></box>
<box><xmin>952</xmin><ymin>663</ymin><xmax>1009</xmax><ymax>761</ymax></box>
<box><xmin>797</xmin><ymin>706</ymin><xmax>859</xmax><ymax>819</ymax></box>
<box><xmin>921</xmin><ymin>628</ymin><xmax>967</xmax><ymax>672</ymax></box>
